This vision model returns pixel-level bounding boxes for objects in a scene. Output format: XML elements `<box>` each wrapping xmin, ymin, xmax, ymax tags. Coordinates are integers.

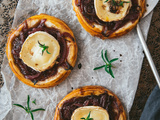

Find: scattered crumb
<box><xmin>92</xmin><ymin>77</ymin><xmax>93</xmax><ymax>79</ymax></box>
<box><xmin>146</xmin><ymin>4</ymin><xmax>149</xmax><ymax>7</ymax></box>
<box><xmin>143</xmin><ymin>51</ymin><xmax>145</xmax><ymax>54</ymax></box>
<box><xmin>113</xmin><ymin>50</ymin><xmax>115</xmax><ymax>52</ymax></box>
<box><xmin>120</xmin><ymin>54</ymin><xmax>122</xmax><ymax>57</ymax></box>
<box><xmin>120</xmin><ymin>60</ymin><xmax>122</xmax><ymax>62</ymax></box>
<box><xmin>102</xmin><ymin>5</ymin><xmax>106</xmax><ymax>10</ymax></box>
<box><xmin>30</xmin><ymin>51</ymin><xmax>33</xmax><ymax>56</ymax></box>
<box><xmin>71</xmin><ymin>87</ymin><xmax>73</xmax><ymax>90</ymax></box>
<box><xmin>78</xmin><ymin>63</ymin><xmax>82</xmax><ymax>69</ymax></box>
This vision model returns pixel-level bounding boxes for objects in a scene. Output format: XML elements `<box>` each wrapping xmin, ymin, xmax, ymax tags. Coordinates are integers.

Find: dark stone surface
<box><xmin>0</xmin><ymin>0</ymin><xmax>159</xmax><ymax>119</ymax></box>
<box><xmin>129</xmin><ymin>1</ymin><xmax>160</xmax><ymax>120</ymax></box>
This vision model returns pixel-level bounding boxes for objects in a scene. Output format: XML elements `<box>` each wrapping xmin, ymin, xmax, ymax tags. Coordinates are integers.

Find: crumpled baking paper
<box><xmin>0</xmin><ymin>0</ymin><xmax>153</xmax><ymax>119</ymax></box>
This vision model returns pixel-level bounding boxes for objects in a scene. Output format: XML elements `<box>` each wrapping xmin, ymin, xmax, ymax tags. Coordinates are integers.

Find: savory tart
<box><xmin>54</xmin><ymin>86</ymin><xmax>126</xmax><ymax>120</ymax></box>
<box><xmin>6</xmin><ymin>14</ymin><xmax>77</xmax><ymax>88</ymax></box>
<box><xmin>72</xmin><ymin>0</ymin><xmax>146</xmax><ymax>39</ymax></box>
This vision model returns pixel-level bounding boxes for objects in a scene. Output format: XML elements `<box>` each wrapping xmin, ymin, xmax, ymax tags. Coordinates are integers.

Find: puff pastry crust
<box><xmin>72</xmin><ymin>0</ymin><xmax>146</xmax><ymax>39</ymax></box>
<box><xmin>54</xmin><ymin>86</ymin><xmax>126</xmax><ymax>120</ymax></box>
<box><xmin>6</xmin><ymin>14</ymin><xmax>77</xmax><ymax>88</ymax></box>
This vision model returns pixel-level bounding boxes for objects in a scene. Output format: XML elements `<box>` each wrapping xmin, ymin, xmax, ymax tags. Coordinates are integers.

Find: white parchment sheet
<box><xmin>0</xmin><ymin>0</ymin><xmax>153</xmax><ymax>120</ymax></box>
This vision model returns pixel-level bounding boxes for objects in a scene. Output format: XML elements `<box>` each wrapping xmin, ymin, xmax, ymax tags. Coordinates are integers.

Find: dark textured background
<box><xmin>0</xmin><ymin>0</ymin><xmax>159</xmax><ymax>119</ymax></box>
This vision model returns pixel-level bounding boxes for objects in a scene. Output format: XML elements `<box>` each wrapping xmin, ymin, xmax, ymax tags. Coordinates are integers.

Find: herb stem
<box><xmin>38</xmin><ymin>41</ymin><xmax>51</xmax><ymax>55</ymax></box>
<box><xmin>27</xmin><ymin>95</ymin><xmax>30</xmax><ymax>111</ymax></box>
<box><xmin>93</xmin><ymin>50</ymin><xmax>118</xmax><ymax>78</ymax></box>
<box><xmin>81</xmin><ymin>111</ymin><xmax>93</xmax><ymax>120</ymax></box>
<box><xmin>104</xmin><ymin>0</ymin><xmax>130</xmax><ymax>7</ymax></box>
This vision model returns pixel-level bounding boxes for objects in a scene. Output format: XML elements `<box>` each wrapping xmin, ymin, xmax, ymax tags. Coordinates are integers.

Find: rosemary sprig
<box><xmin>13</xmin><ymin>95</ymin><xmax>45</xmax><ymax>120</ymax></box>
<box><xmin>118</xmin><ymin>1</ymin><xmax>130</xmax><ymax>6</ymax></box>
<box><xmin>104</xmin><ymin>0</ymin><xmax>130</xmax><ymax>7</ymax></box>
<box><xmin>93</xmin><ymin>50</ymin><xmax>118</xmax><ymax>78</ymax></box>
<box><xmin>38</xmin><ymin>41</ymin><xmax>51</xmax><ymax>55</ymax></box>
<box><xmin>81</xmin><ymin>111</ymin><xmax>93</xmax><ymax>120</ymax></box>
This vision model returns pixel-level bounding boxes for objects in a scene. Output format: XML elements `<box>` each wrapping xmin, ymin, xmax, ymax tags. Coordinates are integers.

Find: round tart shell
<box><xmin>72</xmin><ymin>0</ymin><xmax>146</xmax><ymax>39</ymax></box>
<box><xmin>6</xmin><ymin>14</ymin><xmax>78</xmax><ymax>88</ymax></box>
<box><xmin>54</xmin><ymin>86</ymin><xmax>126</xmax><ymax>120</ymax></box>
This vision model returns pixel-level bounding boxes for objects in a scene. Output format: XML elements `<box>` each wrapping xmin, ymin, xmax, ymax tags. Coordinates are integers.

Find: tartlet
<box><xmin>72</xmin><ymin>0</ymin><xmax>146</xmax><ymax>39</ymax></box>
<box><xmin>6</xmin><ymin>14</ymin><xmax>77</xmax><ymax>88</ymax></box>
<box><xmin>54</xmin><ymin>86</ymin><xmax>126</xmax><ymax>120</ymax></box>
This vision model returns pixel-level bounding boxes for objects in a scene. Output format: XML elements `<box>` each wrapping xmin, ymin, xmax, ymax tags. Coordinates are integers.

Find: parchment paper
<box><xmin>0</xmin><ymin>0</ymin><xmax>153</xmax><ymax>119</ymax></box>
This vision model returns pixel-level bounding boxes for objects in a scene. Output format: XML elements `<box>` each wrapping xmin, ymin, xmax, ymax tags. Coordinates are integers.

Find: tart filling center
<box><xmin>71</xmin><ymin>106</ymin><xmax>109</xmax><ymax>120</ymax></box>
<box><xmin>20</xmin><ymin>31</ymin><xmax>60</xmax><ymax>72</ymax></box>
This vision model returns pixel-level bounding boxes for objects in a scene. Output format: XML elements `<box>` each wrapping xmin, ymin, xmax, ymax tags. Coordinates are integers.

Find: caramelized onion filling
<box><xmin>60</xmin><ymin>92</ymin><xmax>123</xmax><ymax>120</ymax></box>
<box><xmin>11</xmin><ymin>19</ymin><xmax>74</xmax><ymax>83</ymax></box>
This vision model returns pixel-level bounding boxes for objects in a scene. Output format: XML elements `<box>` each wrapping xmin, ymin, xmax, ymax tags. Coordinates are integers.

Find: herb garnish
<box><xmin>81</xmin><ymin>111</ymin><xmax>93</xmax><ymax>120</ymax></box>
<box><xmin>32</xmin><ymin>99</ymin><xmax>36</xmax><ymax>105</ymax></box>
<box><xmin>93</xmin><ymin>50</ymin><xmax>118</xmax><ymax>78</ymax></box>
<box><xmin>13</xmin><ymin>95</ymin><xmax>45</xmax><ymax>120</ymax></box>
<box><xmin>104</xmin><ymin>0</ymin><xmax>130</xmax><ymax>7</ymax></box>
<box><xmin>118</xmin><ymin>1</ymin><xmax>130</xmax><ymax>6</ymax></box>
<box><xmin>38</xmin><ymin>41</ymin><xmax>51</xmax><ymax>55</ymax></box>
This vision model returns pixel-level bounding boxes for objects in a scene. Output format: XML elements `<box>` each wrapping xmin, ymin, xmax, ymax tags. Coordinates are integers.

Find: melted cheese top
<box><xmin>20</xmin><ymin>31</ymin><xmax>60</xmax><ymax>72</ymax></box>
<box><xmin>94</xmin><ymin>0</ymin><xmax>132</xmax><ymax>22</ymax></box>
<box><xmin>71</xmin><ymin>106</ymin><xmax>109</xmax><ymax>120</ymax></box>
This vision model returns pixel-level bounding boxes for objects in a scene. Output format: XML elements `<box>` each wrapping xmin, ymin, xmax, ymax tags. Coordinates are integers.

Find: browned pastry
<box><xmin>54</xmin><ymin>86</ymin><xmax>126</xmax><ymax>120</ymax></box>
<box><xmin>72</xmin><ymin>0</ymin><xmax>146</xmax><ymax>39</ymax></box>
<box><xmin>6</xmin><ymin>14</ymin><xmax>78</xmax><ymax>88</ymax></box>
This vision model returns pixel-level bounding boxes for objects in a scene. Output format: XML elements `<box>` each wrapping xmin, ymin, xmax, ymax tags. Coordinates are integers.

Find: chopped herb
<box><xmin>93</xmin><ymin>50</ymin><xmax>118</xmax><ymax>78</ymax></box>
<box><xmin>32</xmin><ymin>99</ymin><xmax>36</xmax><ymax>105</ymax></box>
<box><xmin>13</xmin><ymin>95</ymin><xmax>45</xmax><ymax>120</ymax></box>
<box><xmin>112</xmin><ymin>0</ymin><xmax>116</xmax><ymax>5</ymax></box>
<box><xmin>38</xmin><ymin>41</ymin><xmax>51</xmax><ymax>55</ymax></box>
<box><xmin>118</xmin><ymin>1</ymin><xmax>130</xmax><ymax>6</ymax></box>
<box><xmin>81</xmin><ymin>111</ymin><xmax>93</xmax><ymax>120</ymax></box>
<box><xmin>104</xmin><ymin>0</ymin><xmax>130</xmax><ymax>7</ymax></box>
<box><xmin>104</xmin><ymin>0</ymin><xmax>109</xmax><ymax>3</ymax></box>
